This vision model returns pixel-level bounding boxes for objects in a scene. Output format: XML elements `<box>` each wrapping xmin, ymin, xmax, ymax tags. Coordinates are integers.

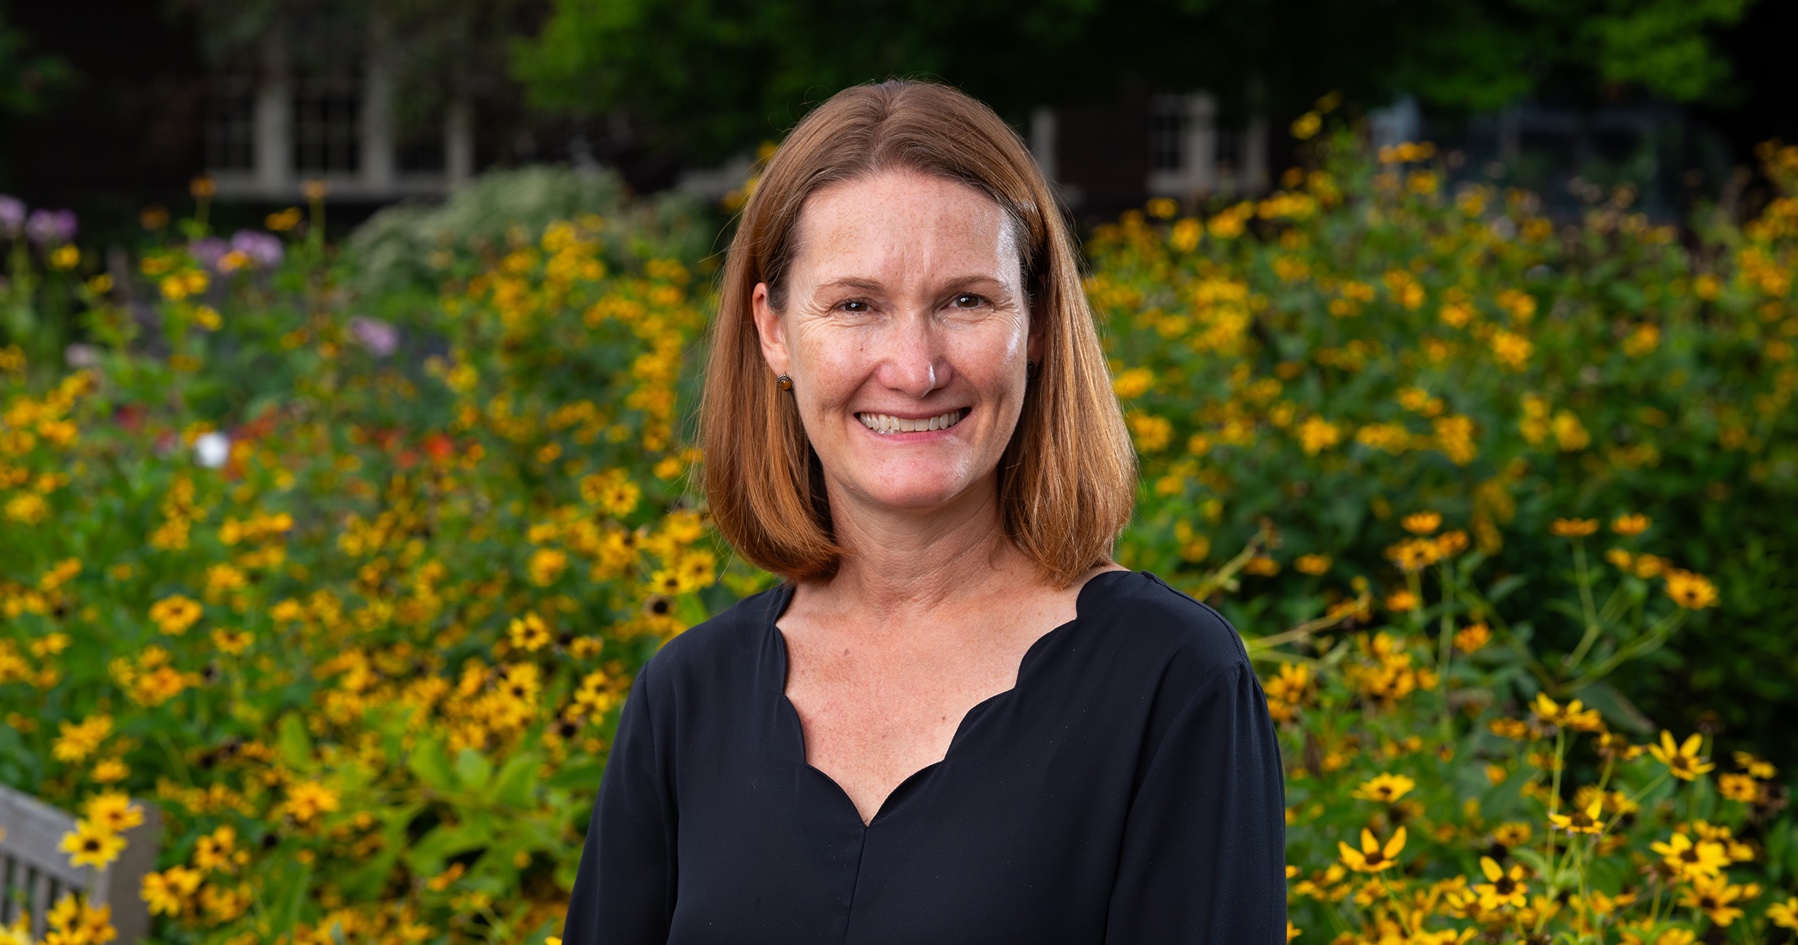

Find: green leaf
<box><xmin>455</xmin><ymin>747</ymin><xmax>494</xmax><ymax>791</ymax></box>
<box><xmin>408</xmin><ymin>737</ymin><xmax>456</xmax><ymax>793</ymax></box>
<box><xmin>277</xmin><ymin>713</ymin><xmax>314</xmax><ymax>771</ymax></box>
<box><xmin>489</xmin><ymin>752</ymin><xmax>542</xmax><ymax>808</ymax></box>
<box><xmin>269</xmin><ymin>859</ymin><xmax>313</xmax><ymax>935</ymax></box>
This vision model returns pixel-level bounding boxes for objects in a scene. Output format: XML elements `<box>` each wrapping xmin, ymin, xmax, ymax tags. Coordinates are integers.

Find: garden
<box><xmin>1</xmin><ymin>121</ymin><xmax>1796</xmax><ymax>945</ymax></box>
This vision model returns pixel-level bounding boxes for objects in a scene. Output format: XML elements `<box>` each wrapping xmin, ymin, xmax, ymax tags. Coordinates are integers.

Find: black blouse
<box><xmin>561</xmin><ymin>569</ymin><xmax>1288</xmax><ymax>944</ymax></box>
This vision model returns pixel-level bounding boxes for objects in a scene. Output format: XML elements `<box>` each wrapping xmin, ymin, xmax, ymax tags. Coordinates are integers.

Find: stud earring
<box><xmin>776</xmin><ymin>374</ymin><xmax>793</xmax><ymax>391</ymax></box>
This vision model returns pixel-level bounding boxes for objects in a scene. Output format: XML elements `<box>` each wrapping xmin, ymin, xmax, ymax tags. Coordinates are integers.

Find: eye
<box><xmin>951</xmin><ymin>293</ymin><xmax>987</xmax><ymax>308</ymax></box>
<box><xmin>835</xmin><ymin>299</ymin><xmax>871</xmax><ymax>313</ymax></box>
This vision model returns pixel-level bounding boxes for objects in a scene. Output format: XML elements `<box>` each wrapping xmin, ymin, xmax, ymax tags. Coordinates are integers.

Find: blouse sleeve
<box><xmin>1104</xmin><ymin>660</ymin><xmax>1288</xmax><ymax>944</ymax></box>
<box><xmin>561</xmin><ymin>664</ymin><xmax>676</xmax><ymax>945</ymax></box>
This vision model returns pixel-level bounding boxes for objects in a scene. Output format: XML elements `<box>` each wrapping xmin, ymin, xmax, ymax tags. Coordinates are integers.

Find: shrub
<box><xmin>0</xmin><ymin>139</ymin><xmax>1794</xmax><ymax>944</ymax></box>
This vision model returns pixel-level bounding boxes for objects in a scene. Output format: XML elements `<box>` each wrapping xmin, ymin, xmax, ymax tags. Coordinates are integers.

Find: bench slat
<box><xmin>0</xmin><ymin>783</ymin><xmax>161</xmax><ymax>944</ymax></box>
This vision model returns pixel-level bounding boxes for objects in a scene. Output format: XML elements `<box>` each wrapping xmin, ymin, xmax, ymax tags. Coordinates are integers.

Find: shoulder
<box><xmin>635</xmin><ymin>582</ymin><xmax>788</xmax><ymax>691</ymax></box>
<box><xmin>1080</xmin><ymin>569</ymin><xmax>1252</xmax><ymax>688</ymax></box>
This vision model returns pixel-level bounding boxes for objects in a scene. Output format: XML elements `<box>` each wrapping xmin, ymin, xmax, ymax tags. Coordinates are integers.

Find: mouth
<box><xmin>855</xmin><ymin>408</ymin><xmax>970</xmax><ymax>435</ymax></box>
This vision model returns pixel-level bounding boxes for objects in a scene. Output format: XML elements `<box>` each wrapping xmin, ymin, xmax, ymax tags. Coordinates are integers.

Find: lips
<box><xmin>855</xmin><ymin>408</ymin><xmax>970</xmax><ymax>435</ymax></box>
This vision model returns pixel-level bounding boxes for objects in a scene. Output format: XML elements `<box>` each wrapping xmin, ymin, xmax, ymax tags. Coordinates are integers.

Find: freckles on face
<box><xmin>772</xmin><ymin>170</ymin><xmax>1033</xmax><ymax>512</ymax></box>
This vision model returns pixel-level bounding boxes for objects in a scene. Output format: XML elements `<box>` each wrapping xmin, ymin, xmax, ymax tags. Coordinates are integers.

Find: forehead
<box><xmin>790</xmin><ymin>170</ymin><xmax>1019</xmax><ymax>280</ymax></box>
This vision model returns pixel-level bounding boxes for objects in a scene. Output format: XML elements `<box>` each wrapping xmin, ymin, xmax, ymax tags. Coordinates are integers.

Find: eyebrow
<box><xmin>813</xmin><ymin>275</ymin><xmax>1012</xmax><ymax>295</ymax></box>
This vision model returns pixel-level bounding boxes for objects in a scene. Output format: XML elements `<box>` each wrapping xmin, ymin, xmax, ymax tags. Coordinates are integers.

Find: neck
<box><xmin>813</xmin><ymin>476</ymin><xmax>1031</xmax><ymax>624</ymax></box>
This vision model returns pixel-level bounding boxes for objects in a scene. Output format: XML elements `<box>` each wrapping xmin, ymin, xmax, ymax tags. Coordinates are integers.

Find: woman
<box><xmin>561</xmin><ymin>80</ymin><xmax>1287</xmax><ymax>943</ymax></box>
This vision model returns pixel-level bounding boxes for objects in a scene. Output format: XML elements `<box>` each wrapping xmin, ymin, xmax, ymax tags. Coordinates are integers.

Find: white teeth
<box><xmin>857</xmin><ymin>409</ymin><xmax>967</xmax><ymax>434</ymax></box>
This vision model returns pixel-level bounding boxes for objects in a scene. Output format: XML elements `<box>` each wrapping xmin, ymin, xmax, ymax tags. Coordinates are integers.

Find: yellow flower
<box><xmin>1453</xmin><ymin>623</ymin><xmax>1490</xmax><ymax>653</ymax></box>
<box><xmin>1650</xmin><ymin>831</ymin><xmax>1730</xmax><ymax>880</ymax></box>
<box><xmin>1610</xmin><ymin>513</ymin><xmax>1651</xmax><ymax>535</ymax></box>
<box><xmin>1401</xmin><ymin>511</ymin><xmax>1441</xmax><ymax>534</ymax></box>
<box><xmin>1384</xmin><ymin>590</ymin><xmax>1417</xmax><ymax>612</ymax></box>
<box><xmin>1295</xmin><ymin>416</ymin><xmax>1341</xmax><ymax>454</ymax></box>
<box><xmin>1733</xmin><ymin>751</ymin><xmax>1776</xmax><ymax>780</ymax></box>
<box><xmin>83</xmin><ymin>792</ymin><xmax>143</xmax><ymax>834</ymax></box>
<box><xmin>59</xmin><ymin>818</ymin><xmax>127</xmax><ymax>869</ymax></box>
<box><xmin>91</xmin><ymin>758</ymin><xmax>129</xmax><ymax>783</ymax></box>
<box><xmin>528</xmin><ymin>548</ymin><xmax>568</xmax><ymax>586</ymax></box>
<box><xmin>1111</xmin><ymin>367</ymin><xmax>1153</xmax><ymax>400</ymax></box>
<box><xmin>1384</xmin><ymin>538</ymin><xmax>1440</xmax><ymax>572</ymax></box>
<box><xmin>1530</xmin><ymin>693</ymin><xmax>1603</xmax><ymax>731</ymax></box>
<box><xmin>1648</xmin><ymin>731</ymin><xmax>1715</xmax><ymax>780</ymax></box>
<box><xmin>1294</xmin><ymin>554</ymin><xmax>1331</xmax><ymax>575</ymax></box>
<box><xmin>1767</xmin><ymin>896</ymin><xmax>1798</xmax><ymax>931</ymax></box>
<box><xmin>1550</xmin><ymin>518</ymin><xmax>1599</xmax><ymax>538</ymax></box>
<box><xmin>282</xmin><ymin>780</ymin><xmax>340</xmax><ymax>824</ymax></box>
<box><xmin>1547</xmin><ymin>797</ymin><xmax>1605</xmax><ymax>834</ymax></box>
<box><xmin>1663</xmin><ymin>569</ymin><xmax>1718</xmax><ymax>609</ymax></box>
<box><xmin>1337</xmin><ymin>826</ymin><xmax>1406</xmax><ymax>873</ymax></box>
<box><xmin>52</xmin><ymin>715</ymin><xmax>113</xmax><ymax>764</ymax></box>
<box><xmin>1492</xmin><ymin>822</ymin><xmax>1532</xmax><ymax>848</ymax></box>
<box><xmin>1351</xmin><ymin>773</ymin><xmax>1416</xmax><ymax>803</ymax></box>
<box><xmin>149</xmin><ymin>594</ymin><xmax>203</xmax><ymax>635</ymax></box>
<box><xmin>1474</xmin><ymin>856</ymin><xmax>1528</xmax><ymax>909</ymax></box>
<box><xmin>508</xmin><ymin>612</ymin><xmax>553</xmax><ymax>652</ymax></box>
<box><xmin>142</xmin><ymin>866</ymin><xmax>203</xmax><ymax>916</ymax></box>
<box><xmin>1678</xmin><ymin>874</ymin><xmax>1746</xmax><ymax>926</ymax></box>
<box><xmin>1718</xmin><ymin>773</ymin><xmax>1760</xmax><ymax>803</ymax></box>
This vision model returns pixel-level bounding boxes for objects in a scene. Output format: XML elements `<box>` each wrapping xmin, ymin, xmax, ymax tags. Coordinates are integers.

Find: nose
<box><xmin>879</xmin><ymin>314</ymin><xmax>948</xmax><ymax>398</ymax></box>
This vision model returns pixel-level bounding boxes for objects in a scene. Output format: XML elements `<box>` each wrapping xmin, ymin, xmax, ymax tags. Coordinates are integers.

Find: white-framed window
<box><xmin>204</xmin><ymin>20</ymin><xmax>473</xmax><ymax>201</ymax></box>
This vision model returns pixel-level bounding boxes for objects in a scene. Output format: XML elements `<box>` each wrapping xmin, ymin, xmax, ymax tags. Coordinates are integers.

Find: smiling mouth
<box><xmin>856</xmin><ymin>408</ymin><xmax>970</xmax><ymax>435</ymax></box>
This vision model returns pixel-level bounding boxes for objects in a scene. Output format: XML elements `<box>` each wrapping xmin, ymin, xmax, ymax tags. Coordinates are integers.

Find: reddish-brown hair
<box><xmin>699</xmin><ymin>79</ymin><xmax>1136</xmax><ymax>588</ymax></box>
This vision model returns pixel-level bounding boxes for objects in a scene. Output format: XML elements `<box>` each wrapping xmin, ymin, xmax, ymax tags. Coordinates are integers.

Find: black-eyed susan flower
<box><xmin>1294</xmin><ymin>553</ymin><xmax>1331</xmax><ymax>575</ymax></box>
<box><xmin>1492</xmin><ymin>822</ymin><xmax>1532</xmax><ymax>848</ymax></box>
<box><xmin>1351</xmin><ymin>773</ymin><xmax>1416</xmax><ymax>803</ymax></box>
<box><xmin>1648</xmin><ymin>730</ymin><xmax>1716</xmax><ymax>780</ymax></box>
<box><xmin>1453</xmin><ymin>622</ymin><xmax>1490</xmax><ymax>652</ymax></box>
<box><xmin>1401</xmin><ymin>511</ymin><xmax>1441</xmax><ymax>534</ymax></box>
<box><xmin>1734</xmin><ymin>751</ymin><xmax>1776</xmax><ymax>780</ymax></box>
<box><xmin>59</xmin><ymin>817</ymin><xmax>126</xmax><ymax>869</ymax></box>
<box><xmin>1718</xmin><ymin>773</ymin><xmax>1761</xmax><ymax>804</ymax></box>
<box><xmin>82</xmin><ymin>791</ymin><xmax>143</xmax><ymax>834</ymax></box>
<box><xmin>149</xmin><ymin>594</ymin><xmax>203</xmax><ymax>635</ymax></box>
<box><xmin>1548</xmin><ymin>797</ymin><xmax>1605</xmax><ymax>834</ymax></box>
<box><xmin>1338</xmin><ymin>825</ymin><xmax>1406</xmax><ymax>873</ymax></box>
<box><xmin>1551</xmin><ymin>518</ymin><xmax>1599</xmax><ymax>537</ymax></box>
<box><xmin>1650</xmin><ymin>831</ymin><xmax>1730</xmax><ymax>880</ymax></box>
<box><xmin>1663</xmin><ymin>569</ymin><xmax>1718</xmax><ymax>609</ymax></box>
<box><xmin>1611</xmin><ymin>513</ymin><xmax>1650</xmax><ymax>535</ymax></box>
<box><xmin>142</xmin><ymin>866</ymin><xmax>203</xmax><ymax>917</ymax></box>
<box><xmin>1768</xmin><ymin>896</ymin><xmax>1798</xmax><ymax>931</ymax></box>
<box><xmin>1531</xmin><ymin>693</ymin><xmax>1604</xmax><ymax>731</ymax></box>
<box><xmin>1384</xmin><ymin>538</ymin><xmax>1441</xmax><ymax>572</ymax></box>
<box><xmin>1473</xmin><ymin>856</ymin><xmax>1528</xmax><ymax>909</ymax></box>
<box><xmin>281</xmin><ymin>780</ymin><xmax>340</xmax><ymax>824</ymax></box>
<box><xmin>507</xmin><ymin>611</ymin><xmax>552</xmax><ymax>652</ymax></box>
<box><xmin>1678</xmin><ymin>874</ymin><xmax>1746</xmax><ymax>926</ymax></box>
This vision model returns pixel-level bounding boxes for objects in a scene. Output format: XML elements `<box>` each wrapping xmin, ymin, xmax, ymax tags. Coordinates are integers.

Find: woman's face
<box><xmin>752</xmin><ymin>169</ymin><xmax>1038</xmax><ymax>518</ymax></box>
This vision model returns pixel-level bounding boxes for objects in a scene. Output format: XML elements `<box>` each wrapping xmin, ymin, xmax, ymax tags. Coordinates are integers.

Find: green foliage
<box><xmin>2</xmin><ymin>135</ymin><xmax>1796</xmax><ymax>942</ymax></box>
<box><xmin>515</xmin><ymin>0</ymin><xmax>1759</xmax><ymax>160</ymax></box>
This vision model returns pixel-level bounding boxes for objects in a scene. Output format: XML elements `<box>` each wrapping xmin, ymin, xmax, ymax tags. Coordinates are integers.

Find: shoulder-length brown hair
<box><xmin>700</xmin><ymin>79</ymin><xmax>1136</xmax><ymax>589</ymax></box>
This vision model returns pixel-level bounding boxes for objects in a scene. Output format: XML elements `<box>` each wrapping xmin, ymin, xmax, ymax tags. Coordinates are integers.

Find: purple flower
<box><xmin>230</xmin><ymin>230</ymin><xmax>285</xmax><ymax>268</ymax></box>
<box><xmin>348</xmin><ymin>316</ymin><xmax>399</xmax><ymax>358</ymax></box>
<box><xmin>188</xmin><ymin>237</ymin><xmax>228</xmax><ymax>270</ymax></box>
<box><xmin>25</xmin><ymin>208</ymin><xmax>76</xmax><ymax>246</ymax></box>
<box><xmin>0</xmin><ymin>196</ymin><xmax>24</xmax><ymax>239</ymax></box>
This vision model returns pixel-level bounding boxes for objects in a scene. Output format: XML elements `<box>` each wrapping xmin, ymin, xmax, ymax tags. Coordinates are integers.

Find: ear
<box><xmin>751</xmin><ymin>282</ymin><xmax>791</xmax><ymax>376</ymax></box>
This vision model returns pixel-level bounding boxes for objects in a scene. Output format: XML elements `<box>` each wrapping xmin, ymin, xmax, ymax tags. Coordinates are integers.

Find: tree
<box><xmin>513</xmin><ymin>0</ymin><xmax>1757</xmax><ymax>162</ymax></box>
<box><xmin>0</xmin><ymin>1</ymin><xmax>69</xmax><ymax>120</ymax></box>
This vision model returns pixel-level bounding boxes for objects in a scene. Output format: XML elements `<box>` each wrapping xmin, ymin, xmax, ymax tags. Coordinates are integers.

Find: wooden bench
<box><xmin>0</xmin><ymin>783</ymin><xmax>160</xmax><ymax>943</ymax></box>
